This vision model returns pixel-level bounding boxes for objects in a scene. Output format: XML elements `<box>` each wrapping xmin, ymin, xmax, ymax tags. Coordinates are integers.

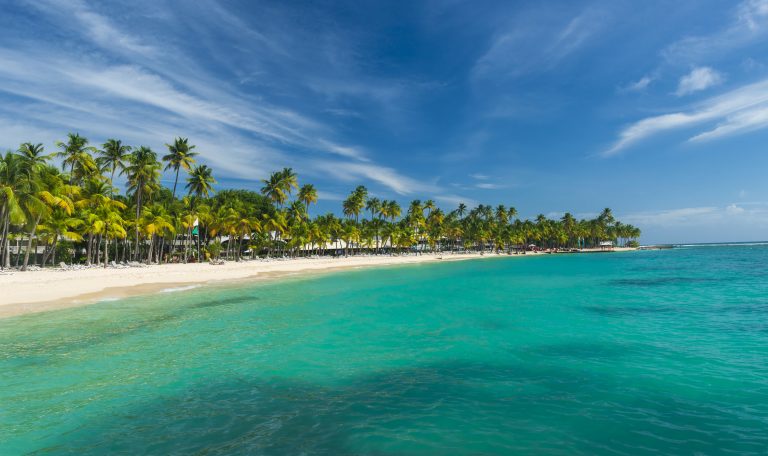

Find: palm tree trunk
<box><xmin>0</xmin><ymin>208</ymin><xmax>9</xmax><ymax>269</ymax></box>
<box><xmin>146</xmin><ymin>235</ymin><xmax>153</xmax><ymax>263</ymax></box>
<box><xmin>104</xmin><ymin>234</ymin><xmax>109</xmax><ymax>268</ymax></box>
<box><xmin>21</xmin><ymin>214</ymin><xmax>42</xmax><ymax>271</ymax></box>
<box><xmin>172</xmin><ymin>167</ymin><xmax>180</xmax><ymax>199</ymax></box>
<box><xmin>134</xmin><ymin>189</ymin><xmax>142</xmax><ymax>261</ymax></box>
<box><xmin>41</xmin><ymin>235</ymin><xmax>55</xmax><ymax>266</ymax></box>
<box><xmin>15</xmin><ymin>237</ymin><xmax>22</xmax><ymax>267</ymax></box>
<box><xmin>86</xmin><ymin>233</ymin><xmax>93</xmax><ymax>265</ymax></box>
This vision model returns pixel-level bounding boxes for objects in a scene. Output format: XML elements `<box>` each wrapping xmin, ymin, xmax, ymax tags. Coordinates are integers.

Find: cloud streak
<box><xmin>663</xmin><ymin>0</ymin><xmax>768</xmax><ymax>63</ymax></box>
<box><xmin>675</xmin><ymin>67</ymin><xmax>723</xmax><ymax>96</ymax></box>
<box><xmin>472</xmin><ymin>7</ymin><xmax>607</xmax><ymax>80</ymax></box>
<box><xmin>0</xmin><ymin>1</ymin><xmax>440</xmax><ymax>197</ymax></box>
<box><xmin>605</xmin><ymin>78</ymin><xmax>768</xmax><ymax>155</ymax></box>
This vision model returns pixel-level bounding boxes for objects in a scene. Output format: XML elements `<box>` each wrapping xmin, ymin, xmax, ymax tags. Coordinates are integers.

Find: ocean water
<box><xmin>2</xmin><ymin>246</ymin><xmax>768</xmax><ymax>455</ymax></box>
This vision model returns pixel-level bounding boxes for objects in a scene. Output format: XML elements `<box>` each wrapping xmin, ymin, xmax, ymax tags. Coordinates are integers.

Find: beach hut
<box><xmin>599</xmin><ymin>241</ymin><xmax>613</xmax><ymax>250</ymax></box>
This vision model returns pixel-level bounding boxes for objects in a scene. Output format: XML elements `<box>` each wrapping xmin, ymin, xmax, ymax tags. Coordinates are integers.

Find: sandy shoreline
<box><xmin>0</xmin><ymin>248</ymin><xmax>635</xmax><ymax>318</ymax></box>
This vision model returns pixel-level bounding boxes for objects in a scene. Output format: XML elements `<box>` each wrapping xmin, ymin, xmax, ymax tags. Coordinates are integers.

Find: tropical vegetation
<box><xmin>0</xmin><ymin>134</ymin><xmax>641</xmax><ymax>269</ymax></box>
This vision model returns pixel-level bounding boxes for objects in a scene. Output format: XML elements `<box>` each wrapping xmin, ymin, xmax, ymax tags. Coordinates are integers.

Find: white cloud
<box><xmin>622</xmin><ymin>203</ymin><xmax>768</xmax><ymax>230</ymax></box>
<box><xmin>316</xmin><ymin>191</ymin><xmax>346</xmax><ymax>202</ymax></box>
<box><xmin>664</xmin><ymin>0</ymin><xmax>768</xmax><ymax>63</ymax></box>
<box><xmin>475</xmin><ymin>182</ymin><xmax>503</xmax><ymax>190</ymax></box>
<box><xmin>4</xmin><ymin>0</ymin><xmax>449</xmax><ymax>199</ymax></box>
<box><xmin>726</xmin><ymin>204</ymin><xmax>746</xmax><ymax>214</ymax></box>
<box><xmin>675</xmin><ymin>67</ymin><xmax>723</xmax><ymax>96</ymax></box>
<box><xmin>605</xmin><ymin>78</ymin><xmax>768</xmax><ymax>155</ymax></box>
<box><xmin>469</xmin><ymin>173</ymin><xmax>489</xmax><ymax>180</ymax></box>
<box><xmin>737</xmin><ymin>0</ymin><xmax>768</xmax><ymax>31</ymax></box>
<box><xmin>620</xmin><ymin>203</ymin><xmax>768</xmax><ymax>243</ymax></box>
<box><xmin>623</xmin><ymin>76</ymin><xmax>653</xmax><ymax>92</ymax></box>
<box><xmin>313</xmin><ymin>161</ymin><xmax>436</xmax><ymax>195</ymax></box>
<box><xmin>434</xmin><ymin>194</ymin><xmax>478</xmax><ymax>208</ymax></box>
<box><xmin>622</xmin><ymin>207</ymin><xmax>720</xmax><ymax>226</ymax></box>
<box><xmin>28</xmin><ymin>0</ymin><xmax>157</xmax><ymax>57</ymax></box>
<box><xmin>472</xmin><ymin>8</ymin><xmax>607</xmax><ymax>80</ymax></box>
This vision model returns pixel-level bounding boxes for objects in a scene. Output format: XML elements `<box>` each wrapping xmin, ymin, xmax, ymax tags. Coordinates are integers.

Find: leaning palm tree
<box><xmin>97</xmin><ymin>139</ymin><xmax>132</xmax><ymax>188</ymax></box>
<box><xmin>162</xmin><ymin>137</ymin><xmax>198</xmax><ymax>198</ymax></box>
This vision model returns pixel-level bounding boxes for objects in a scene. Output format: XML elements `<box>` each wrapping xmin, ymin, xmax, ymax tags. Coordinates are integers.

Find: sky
<box><xmin>2</xmin><ymin>0</ymin><xmax>768</xmax><ymax>244</ymax></box>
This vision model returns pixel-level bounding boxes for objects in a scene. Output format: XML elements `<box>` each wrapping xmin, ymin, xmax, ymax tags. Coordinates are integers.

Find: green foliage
<box><xmin>0</xmin><ymin>131</ymin><xmax>643</xmax><ymax>269</ymax></box>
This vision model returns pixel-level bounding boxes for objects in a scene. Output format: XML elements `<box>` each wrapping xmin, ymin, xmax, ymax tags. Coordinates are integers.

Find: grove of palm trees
<box><xmin>0</xmin><ymin>134</ymin><xmax>641</xmax><ymax>271</ymax></box>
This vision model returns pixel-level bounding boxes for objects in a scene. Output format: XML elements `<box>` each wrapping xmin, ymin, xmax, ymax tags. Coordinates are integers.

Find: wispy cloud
<box><xmin>0</xmin><ymin>1</ymin><xmax>442</xmax><ymax>196</ymax></box>
<box><xmin>621</xmin><ymin>75</ymin><xmax>654</xmax><ymax>92</ymax></box>
<box><xmin>434</xmin><ymin>194</ymin><xmax>478</xmax><ymax>208</ymax></box>
<box><xmin>472</xmin><ymin>7</ymin><xmax>608</xmax><ymax>80</ymax></box>
<box><xmin>622</xmin><ymin>207</ymin><xmax>719</xmax><ymax>226</ymax></box>
<box><xmin>675</xmin><ymin>67</ymin><xmax>723</xmax><ymax>96</ymax></box>
<box><xmin>622</xmin><ymin>202</ymin><xmax>768</xmax><ymax>228</ymax></box>
<box><xmin>475</xmin><ymin>182</ymin><xmax>504</xmax><ymax>190</ymax></box>
<box><xmin>663</xmin><ymin>0</ymin><xmax>768</xmax><ymax>63</ymax></box>
<box><xmin>313</xmin><ymin>161</ymin><xmax>437</xmax><ymax>196</ymax></box>
<box><xmin>604</xmin><ymin>78</ymin><xmax>768</xmax><ymax>155</ymax></box>
<box><xmin>27</xmin><ymin>0</ymin><xmax>158</xmax><ymax>57</ymax></box>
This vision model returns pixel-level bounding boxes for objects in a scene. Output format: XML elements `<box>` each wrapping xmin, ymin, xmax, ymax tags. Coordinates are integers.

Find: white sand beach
<box><xmin>0</xmin><ymin>253</ymin><xmax>490</xmax><ymax>317</ymax></box>
<box><xmin>0</xmin><ymin>248</ymin><xmax>636</xmax><ymax>318</ymax></box>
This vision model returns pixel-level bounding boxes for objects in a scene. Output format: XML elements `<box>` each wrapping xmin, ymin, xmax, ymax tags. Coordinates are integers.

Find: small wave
<box><xmin>97</xmin><ymin>297</ymin><xmax>120</xmax><ymax>302</ymax></box>
<box><xmin>160</xmin><ymin>285</ymin><xmax>201</xmax><ymax>293</ymax></box>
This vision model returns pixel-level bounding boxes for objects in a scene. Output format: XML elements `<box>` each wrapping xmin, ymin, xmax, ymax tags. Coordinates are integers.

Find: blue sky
<box><xmin>2</xmin><ymin>0</ymin><xmax>768</xmax><ymax>243</ymax></box>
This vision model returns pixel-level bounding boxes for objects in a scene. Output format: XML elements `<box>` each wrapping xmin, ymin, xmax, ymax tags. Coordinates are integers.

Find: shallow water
<box><xmin>2</xmin><ymin>247</ymin><xmax>768</xmax><ymax>454</ymax></box>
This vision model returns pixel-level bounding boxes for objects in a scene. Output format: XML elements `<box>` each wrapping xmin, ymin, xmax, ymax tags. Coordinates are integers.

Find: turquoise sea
<box><xmin>2</xmin><ymin>246</ymin><xmax>768</xmax><ymax>455</ymax></box>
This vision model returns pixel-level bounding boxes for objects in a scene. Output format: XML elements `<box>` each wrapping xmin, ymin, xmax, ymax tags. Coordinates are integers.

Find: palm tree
<box><xmin>423</xmin><ymin>199</ymin><xmax>435</xmax><ymax>218</ymax></box>
<box><xmin>186</xmin><ymin>165</ymin><xmax>216</xmax><ymax>198</ymax></box>
<box><xmin>365</xmin><ymin>197</ymin><xmax>381</xmax><ymax>221</ymax></box>
<box><xmin>456</xmin><ymin>203</ymin><xmax>467</xmax><ymax>219</ymax></box>
<box><xmin>56</xmin><ymin>133</ymin><xmax>97</xmax><ymax>184</ymax></box>
<box><xmin>20</xmin><ymin>166</ymin><xmax>74</xmax><ymax>270</ymax></box>
<box><xmin>261</xmin><ymin>171</ymin><xmax>288</xmax><ymax>207</ymax></box>
<box><xmin>0</xmin><ymin>151</ymin><xmax>25</xmax><ymax>268</ymax></box>
<box><xmin>298</xmin><ymin>184</ymin><xmax>318</xmax><ymax>215</ymax></box>
<box><xmin>18</xmin><ymin>143</ymin><xmax>52</xmax><ymax>178</ymax></box>
<box><xmin>38</xmin><ymin>209</ymin><xmax>83</xmax><ymax>266</ymax></box>
<box><xmin>97</xmin><ymin>139</ymin><xmax>132</xmax><ymax>189</ymax></box>
<box><xmin>140</xmin><ymin>204</ymin><xmax>175</xmax><ymax>263</ymax></box>
<box><xmin>163</xmin><ymin>137</ymin><xmax>198</xmax><ymax>198</ymax></box>
<box><xmin>386</xmin><ymin>200</ymin><xmax>401</xmax><ymax>223</ymax></box>
<box><xmin>343</xmin><ymin>186</ymin><xmax>367</xmax><ymax>223</ymax></box>
<box><xmin>125</xmin><ymin>146</ymin><xmax>161</xmax><ymax>260</ymax></box>
<box><xmin>279</xmin><ymin>168</ymin><xmax>299</xmax><ymax>197</ymax></box>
